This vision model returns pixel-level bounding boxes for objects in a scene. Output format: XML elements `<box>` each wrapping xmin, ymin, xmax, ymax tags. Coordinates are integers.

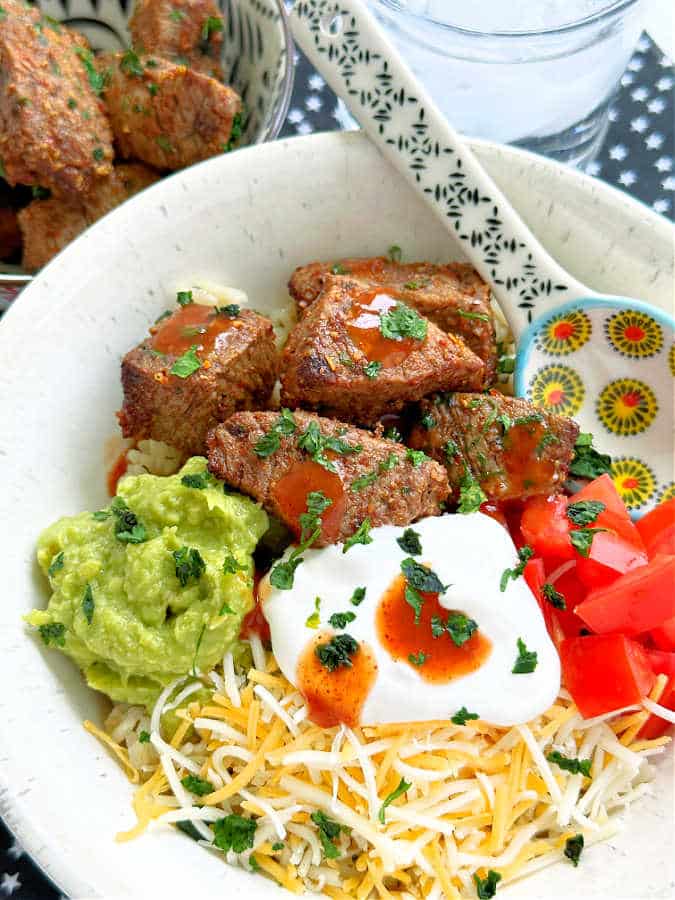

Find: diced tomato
<box><xmin>560</xmin><ymin>634</ymin><xmax>655</xmax><ymax>718</ymax></box>
<box><xmin>524</xmin><ymin>557</ymin><xmax>546</xmax><ymax>596</ymax></box>
<box><xmin>651</xmin><ymin>615</ymin><xmax>675</xmax><ymax>651</ymax></box>
<box><xmin>550</xmin><ymin>565</ymin><xmax>587</xmax><ymax>610</ymax></box>
<box><xmin>636</xmin><ymin>497</ymin><xmax>675</xmax><ymax>559</ymax></box>
<box><xmin>646</xmin><ymin>648</ymin><xmax>675</xmax><ymax>678</ymax></box>
<box><xmin>573</xmin><ymin>474</ymin><xmax>644</xmax><ymax>546</ymax></box>
<box><xmin>638</xmin><ymin>675</ymin><xmax>675</xmax><ymax>739</ymax></box>
<box><xmin>521</xmin><ymin>495</ymin><xmax>574</xmax><ymax>561</ymax></box>
<box><xmin>575</xmin><ymin>555</ymin><xmax>675</xmax><ymax>636</ymax></box>
<box><xmin>575</xmin><ymin>530</ymin><xmax>648</xmax><ymax>590</ymax></box>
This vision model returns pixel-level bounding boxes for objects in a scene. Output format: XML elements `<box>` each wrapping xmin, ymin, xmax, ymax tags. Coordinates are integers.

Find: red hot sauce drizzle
<box><xmin>297</xmin><ymin>631</ymin><xmax>378</xmax><ymax>728</ymax></box>
<box><xmin>270</xmin><ymin>459</ymin><xmax>345</xmax><ymax>544</ymax></box>
<box><xmin>376</xmin><ymin>573</ymin><xmax>492</xmax><ymax>683</ymax></box>
<box><xmin>346</xmin><ymin>288</ymin><xmax>422</xmax><ymax>368</ymax></box>
<box><xmin>149</xmin><ymin>303</ymin><xmax>239</xmax><ymax>358</ymax></box>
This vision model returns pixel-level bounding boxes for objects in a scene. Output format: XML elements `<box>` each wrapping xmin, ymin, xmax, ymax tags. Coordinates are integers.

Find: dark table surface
<box><xmin>1</xmin><ymin>31</ymin><xmax>673</xmax><ymax>900</ymax></box>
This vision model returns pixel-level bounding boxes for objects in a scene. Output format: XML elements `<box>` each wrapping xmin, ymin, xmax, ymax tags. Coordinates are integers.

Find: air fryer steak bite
<box><xmin>97</xmin><ymin>51</ymin><xmax>241</xmax><ymax>170</ymax></box>
<box><xmin>0</xmin><ymin>0</ymin><xmax>114</xmax><ymax>197</ymax></box>
<box><xmin>288</xmin><ymin>256</ymin><xmax>497</xmax><ymax>384</ymax></box>
<box><xmin>18</xmin><ymin>163</ymin><xmax>160</xmax><ymax>271</ymax></box>
<box><xmin>129</xmin><ymin>0</ymin><xmax>225</xmax><ymax>79</ymax></box>
<box><xmin>408</xmin><ymin>392</ymin><xmax>580</xmax><ymax>503</ymax></box>
<box><xmin>279</xmin><ymin>276</ymin><xmax>485</xmax><ymax>426</ymax></box>
<box><xmin>206</xmin><ymin>410</ymin><xmax>450</xmax><ymax>546</ymax></box>
<box><xmin>118</xmin><ymin>302</ymin><xmax>277</xmax><ymax>457</ymax></box>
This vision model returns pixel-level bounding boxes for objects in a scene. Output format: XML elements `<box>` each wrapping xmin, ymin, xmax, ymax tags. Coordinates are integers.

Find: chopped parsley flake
<box><xmin>474</xmin><ymin>869</ymin><xmax>502</xmax><ymax>899</ymax></box>
<box><xmin>74</xmin><ymin>46</ymin><xmax>108</xmax><ymax>95</ymax></box>
<box><xmin>444</xmin><ymin>439</ymin><xmax>460</xmax><ymax>460</ymax></box>
<box><xmin>387</xmin><ymin>244</ymin><xmax>402</xmax><ymax>263</ymax></box>
<box><xmin>328</xmin><ymin>610</ymin><xmax>356</xmax><ymax>629</ymax></box>
<box><xmin>397</xmin><ymin>528</ymin><xmax>422</xmax><ymax>555</ymax></box>
<box><xmin>364</xmin><ymin>360</ymin><xmax>382</xmax><ymax>378</ymax></box>
<box><xmin>222</xmin><ymin>555</ymin><xmax>245</xmax><ymax>575</ymax></box>
<box><xmin>570</xmin><ymin>527</ymin><xmax>606</xmax><ymax>558</ymax></box>
<box><xmin>457</xmin><ymin>309</ymin><xmax>490</xmax><ymax>322</ymax></box>
<box><xmin>270</xmin><ymin>491</ymin><xmax>330</xmax><ymax>589</ymax></box>
<box><xmin>48</xmin><ymin>551</ymin><xmax>64</xmax><ymax>577</ymax></box>
<box><xmin>378</xmin><ymin>778</ymin><xmax>411</xmax><ymax>824</ymax></box>
<box><xmin>38</xmin><ymin>622</ymin><xmax>65</xmax><ymax>647</ymax></box>
<box><xmin>169</xmin><ymin>8</ymin><xmax>186</xmax><ymax>21</ymax></box>
<box><xmin>176</xmin><ymin>820</ymin><xmax>202</xmax><ymax>841</ymax></box>
<box><xmin>408</xmin><ymin>651</ymin><xmax>428</xmax><ymax>666</ymax></box>
<box><xmin>138</xmin><ymin>730</ymin><xmax>150</xmax><ymax>743</ymax></box>
<box><xmin>181</xmin><ymin>774</ymin><xmax>213</xmax><ymax>796</ymax></box>
<box><xmin>420</xmin><ymin>413</ymin><xmax>436</xmax><ymax>430</ymax></box>
<box><xmin>497</xmin><ymin>355</ymin><xmax>515</xmax><ymax>375</ymax></box>
<box><xmin>223</xmin><ymin>110</ymin><xmax>245</xmax><ymax>152</ymax></box>
<box><xmin>82</xmin><ymin>584</ymin><xmax>94</xmax><ymax>624</ymax></box>
<box><xmin>342</xmin><ymin>519</ymin><xmax>372</xmax><ymax>553</ymax></box>
<box><xmin>212</xmin><ymin>814</ymin><xmax>256</xmax><ymax>853</ymax></box>
<box><xmin>181</xmin><ymin>471</ymin><xmax>211</xmax><ymax>489</ymax></box>
<box><xmin>406</xmin><ymin>448</ymin><xmax>428</xmax><ymax>468</ymax></box>
<box><xmin>383</xmin><ymin>426</ymin><xmax>402</xmax><ymax>442</ymax></box>
<box><xmin>271</xmin><ymin>841</ymin><xmax>284</xmax><ymax>851</ymax></box>
<box><xmin>156</xmin><ymin>135</ymin><xmax>174</xmax><ymax>153</ymax></box>
<box><xmin>500</xmin><ymin>545</ymin><xmax>534</xmax><ymax>592</ymax></box>
<box><xmin>379</xmin><ymin>303</ymin><xmax>427</xmax><ymax>342</ymax></box>
<box><xmin>305</xmin><ymin>596</ymin><xmax>321</xmax><ymax>629</ymax></box>
<box><xmin>176</xmin><ymin>290</ymin><xmax>193</xmax><ymax>306</ymax></box>
<box><xmin>310</xmin><ymin>810</ymin><xmax>346</xmax><ymax>859</ymax></box>
<box><xmin>457</xmin><ymin>470</ymin><xmax>487</xmax><ymax>514</ymax></box>
<box><xmin>350</xmin><ymin>471</ymin><xmax>377</xmax><ymax>492</ymax></box>
<box><xmin>297</xmin><ymin>421</ymin><xmax>361</xmax><ymax>473</ymax></box>
<box><xmin>564</xmin><ymin>834</ymin><xmax>584</xmax><ymax>867</ymax></box>
<box><xmin>350</xmin><ymin>586</ymin><xmax>366</xmax><ymax>606</ymax></box>
<box><xmin>315</xmin><ymin>633</ymin><xmax>359</xmax><ymax>671</ymax></box>
<box><xmin>451</xmin><ymin>706</ymin><xmax>479</xmax><ymax>726</ymax></box>
<box><xmin>331</xmin><ymin>262</ymin><xmax>349</xmax><ymax>275</ymax></box>
<box><xmin>31</xmin><ymin>185</ymin><xmax>50</xmax><ymax>200</ymax></box>
<box><xmin>546</xmin><ymin>751</ymin><xmax>592</xmax><ymax>777</ymax></box>
<box><xmin>214</xmin><ymin>304</ymin><xmax>240</xmax><ymax>317</ymax></box>
<box><xmin>170</xmin><ymin>345</ymin><xmax>201</xmax><ymax>378</ymax></box>
<box><xmin>172</xmin><ymin>546</ymin><xmax>206</xmax><ymax>587</ymax></box>
<box><xmin>401</xmin><ymin>558</ymin><xmax>449</xmax><ymax>595</ymax></box>
<box><xmin>512</xmin><ymin>637</ymin><xmax>538</xmax><ymax>674</ymax></box>
<box><xmin>541</xmin><ymin>582</ymin><xmax>566</xmax><ymax>610</ymax></box>
<box><xmin>108</xmin><ymin>497</ymin><xmax>147</xmax><ymax>544</ymax></box>
<box><xmin>445</xmin><ymin>612</ymin><xmax>478</xmax><ymax>647</ymax></box>
<box><xmin>566</xmin><ymin>499</ymin><xmax>605</xmax><ymax>526</ymax></box>
<box><xmin>120</xmin><ymin>48</ymin><xmax>144</xmax><ymax>77</ymax></box>
<box><xmin>92</xmin><ymin>147</ymin><xmax>104</xmax><ymax>162</ymax></box>
<box><xmin>569</xmin><ymin>433</ymin><xmax>611</xmax><ymax>480</ymax></box>
<box><xmin>253</xmin><ymin>408</ymin><xmax>297</xmax><ymax>457</ymax></box>
<box><xmin>535</xmin><ymin>431</ymin><xmax>560</xmax><ymax>458</ymax></box>
<box><xmin>201</xmin><ymin>15</ymin><xmax>223</xmax><ymax>40</ymax></box>
<box><xmin>403</xmin><ymin>278</ymin><xmax>430</xmax><ymax>290</ymax></box>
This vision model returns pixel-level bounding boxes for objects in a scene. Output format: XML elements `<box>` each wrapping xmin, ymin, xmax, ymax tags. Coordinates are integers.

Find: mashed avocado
<box><xmin>27</xmin><ymin>457</ymin><xmax>268</xmax><ymax>707</ymax></box>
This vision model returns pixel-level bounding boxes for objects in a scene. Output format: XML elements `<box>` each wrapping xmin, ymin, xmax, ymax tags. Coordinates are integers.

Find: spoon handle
<box><xmin>289</xmin><ymin>0</ymin><xmax>592</xmax><ymax>339</ymax></box>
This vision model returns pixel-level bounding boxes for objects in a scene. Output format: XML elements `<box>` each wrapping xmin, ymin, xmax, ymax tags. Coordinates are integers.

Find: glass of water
<box><xmin>367</xmin><ymin>0</ymin><xmax>645</xmax><ymax>167</ymax></box>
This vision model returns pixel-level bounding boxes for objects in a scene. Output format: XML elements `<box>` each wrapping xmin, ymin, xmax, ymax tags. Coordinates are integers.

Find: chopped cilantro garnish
<box><xmin>201</xmin><ymin>15</ymin><xmax>223</xmax><ymax>40</ymax></box>
<box><xmin>445</xmin><ymin>613</ymin><xmax>478</xmax><ymax>647</ymax></box>
<box><xmin>214</xmin><ymin>304</ymin><xmax>240</xmax><ymax>317</ymax></box>
<box><xmin>397</xmin><ymin>528</ymin><xmax>422</xmax><ymax>555</ymax></box>
<box><xmin>48</xmin><ymin>551</ymin><xmax>64</xmax><ymax>577</ymax></box>
<box><xmin>270</xmin><ymin>491</ymin><xmax>331</xmax><ymax>589</ymax></box>
<box><xmin>408</xmin><ymin>651</ymin><xmax>428</xmax><ymax>667</ymax></box>
<box><xmin>564</xmin><ymin>833</ymin><xmax>584</xmax><ymax>867</ymax></box>
<box><xmin>379</xmin><ymin>303</ymin><xmax>427</xmax><ymax>342</ymax></box>
<box><xmin>569</xmin><ymin>433</ymin><xmax>611</xmax><ymax>480</ymax></box>
<box><xmin>403</xmin><ymin>278</ymin><xmax>430</xmax><ymax>290</ymax></box>
<box><xmin>328</xmin><ymin>610</ymin><xmax>356</xmax><ymax>629</ymax></box>
<box><xmin>271</xmin><ymin>841</ymin><xmax>284</xmax><ymax>851</ymax></box>
<box><xmin>181</xmin><ymin>471</ymin><xmax>211</xmax><ymax>489</ymax></box>
<box><xmin>156</xmin><ymin>135</ymin><xmax>174</xmax><ymax>153</ymax></box>
<box><xmin>172</xmin><ymin>547</ymin><xmax>206</xmax><ymax>587</ymax></box>
<box><xmin>378</xmin><ymin>778</ymin><xmax>411</xmax><ymax>823</ymax></box>
<box><xmin>297</xmin><ymin>421</ymin><xmax>361</xmax><ymax>473</ymax></box>
<box><xmin>457</xmin><ymin>309</ymin><xmax>490</xmax><ymax>322</ymax></box>
<box><xmin>500</xmin><ymin>545</ymin><xmax>534</xmax><ymax>592</ymax></box>
<box><xmin>570</xmin><ymin>527</ymin><xmax>606</xmax><ymax>558</ymax></box>
<box><xmin>387</xmin><ymin>244</ymin><xmax>402</xmax><ymax>263</ymax></box>
<box><xmin>350</xmin><ymin>586</ymin><xmax>366</xmax><ymax>606</ymax></box>
<box><xmin>249</xmin><ymin>856</ymin><xmax>260</xmax><ymax>871</ymax></box>
<box><xmin>535</xmin><ymin>431</ymin><xmax>560</xmax><ymax>458</ymax></box>
<box><xmin>342</xmin><ymin>519</ymin><xmax>372</xmax><ymax>553</ymax></box>
<box><xmin>181</xmin><ymin>774</ymin><xmax>213</xmax><ymax>796</ymax></box>
<box><xmin>444</xmin><ymin>439</ymin><xmax>460</xmax><ymax>460</ymax></box>
<box><xmin>67</xmin><ymin>97</ymin><xmax>77</xmax><ymax>109</ymax></box>
<box><xmin>305</xmin><ymin>596</ymin><xmax>321</xmax><ymax>629</ymax></box>
<box><xmin>170</xmin><ymin>345</ymin><xmax>201</xmax><ymax>378</ymax></box>
<box><xmin>120</xmin><ymin>48</ymin><xmax>144</xmax><ymax>77</ymax></box>
<box><xmin>222</xmin><ymin>110</ymin><xmax>245</xmax><ymax>152</ymax></box>
<box><xmin>404</xmin><ymin>585</ymin><xmax>424</xmax><ymax>624</ymax></box>
<box><xmin>82</xmin><ymin>584</ymin><xmax>94</xmax><ymax>624</ymax></box>
<box><xmin>383</xmin><ymin>426</ymin><xmax>402</xmax><ymax>442</ymax></box>
<box><xmin>379</xmin><ymin>452</ymin><xmax>399</xmax><ymax>472</ymax></box>
<box><xmin>350</xmin><ymin>471</ymin><xmax>377</xmax><ymax>492</ymax></box>
<box><xmin>541</xmin><ymin>582</ymin><xmax>566</xmax><ymax>610</ymax></box>
<box><xmin>331</xmin><ymin>262</ymin><xmax>349</xmax><ymax>275</ymax></box>
<box><xmin>169</xmin><ymin>8</ymin><xmax>186</xmax><ymax>21</ymax></box>
<box><xmin>512</xmin><ymin>637</ymin><xmax>538</xmax><ymax>674</ymax></box>
<box><xmin>176</xmin><ymin>290</ymin><xmax>193</xmax><ymax>306</ymax></box>
<box><xmin>212</xmin><ymin>814</ymin><xmax>256</xmax><ymax>853</ymax></box>
<box><xmin>31</xmin><ymin>185</ymin><xmax>50</xmax><ymax>200</ymax></box>
<box><xmin>364</xmin><ymin>360</ymin><xmax>382</xmax><ymax>378</ymax></box>
<box><xmin>101</xmin><ymin>497</ymin><xmax>147</xmax><ymax>544</ymax></box>
<box><xmin>253</xmin><ymin>408</ymin><xmax>297</xmax><ymax>458</ymax></box>
<box><xmin>457</xmin><ymin>470</ymin><xmax>487</xmax><ymax>514</ymax></box>
<box><xmin>566</xmin><ymin>499</ymin><xmax>605</xmax><ymax>526</ymax></box>
<box><xmin>497</xmin><ymin>355</ymin><xmax>515</xmax><ymax>375</ymax></box>
<box><xmin>176</xmin><ymin>820</ymin><xmax>202</xmax><ymax>841</ymax></box>
<box><xmin>74</xmin><ymin>46</ymin><xmax>108</xmax><ymax>95</ymax></box>
<box><xmin>311</xmin><ymin>810</ymin><xmax>346</xmax><ymax>859</ymax></box>
<box><xmin>222</xmin><ymin>555</ymin><xmax>245</xmax><ymax>574</ymax></box>
<box><xmin>474</xmin><ymin>869</ymin><xmax>502</xmax><ymax>898</ymax></box>
<box><xmin>92</xmin><ymin>147</ymin><xmax>105</xmax><ymax>162</ymax></box>
<box><xmin>147</xmin><ymin>82</ymin><xmax>159</xmax><ymax>96</ymax></box>
<box><xmin>406</xmin><ymin>448</ymin><xmax>428</xmax><ymax>468</ymax></box>
<box><xmin>38</xmin><ymin>622</ymin><xmax>65</xmax><ymax>647</ymax></box>
<box><xmin>155</xmin><ymin>309</ymin><xmax>172</xmax><ymax>323</ymax></box>
<box><xmin>315</xmin><ymin>633</ymin><xmax>359</xmax><ymax>671</ymax></box>
<box><xmin>430</xmin><ymin>616</ymin><xmax>445</xmax><ymax>637</ymax></box>
<box><xmin>138</xmin><ymin>730</ymin><xmax>150</xmax><ymax>743</ymax></box>
<box><xmin>451</xmin><ymin>706</ymin><xmax>479</xmax><ymax>726</ymax></box>
<box><xmin>546</xmin><ymin>751</ymin><xmax>592</xmax><ymax>777</ymax></box>
<box><xmin>420</xmin><ymin>413</ymin><xmax>436</xmax><ymax>430</ymax></box>
<box><xmin>401</xmin><ymin>558</ymin><xmax>448</xmax><ymax>595</ymax></box>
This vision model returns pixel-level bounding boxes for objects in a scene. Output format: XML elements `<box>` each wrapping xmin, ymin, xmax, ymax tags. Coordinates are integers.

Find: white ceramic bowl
<box><xmin>0</xmin><ymin>132</ymin><xmax>672</xmax><ymax>900</ymax></box>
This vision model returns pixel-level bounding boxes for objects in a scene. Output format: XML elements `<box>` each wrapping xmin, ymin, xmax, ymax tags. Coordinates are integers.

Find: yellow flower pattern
<box><xmin>597</xmin><ymin>378</ymin><xmax>658</xmax><ymax>436</ymax></box>
<box><xmin>611</xmin><ymin>458</ymin><xmax>656</xmax><ymax>510</ymax></box>
<box><xmin>537</xmin><ymin>310</ymin><xmax>591</xmax><ymax>356</ymax></box>
<box><xmin>605</xmin><ymin>310</ymin><xmax>663</xmax><ymax>358</ymax></box>
<box><xmin>529</xmin><ymin>365</ymin><xmax>585</xmax><ymax>417</ymax></box>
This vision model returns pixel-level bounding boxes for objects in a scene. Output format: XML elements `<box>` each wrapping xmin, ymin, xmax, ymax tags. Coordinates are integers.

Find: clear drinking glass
<box><xmin>367</xmin><ymin>0</ymin><xmax>645</xmax><ymax>167</ymax></box>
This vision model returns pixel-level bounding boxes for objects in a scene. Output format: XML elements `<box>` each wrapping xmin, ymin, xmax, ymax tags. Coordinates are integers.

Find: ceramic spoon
<box><xmin>289</xmin><ymin>0</ymin><xmax>674</xmax><ymax>515</ymax></box>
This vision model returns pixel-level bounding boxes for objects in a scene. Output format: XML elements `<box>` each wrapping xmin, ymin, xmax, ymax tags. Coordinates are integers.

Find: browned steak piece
<box><xmin>129</xmin><ymin>0</ymin><xmax>224</xmax><ymax>79</ymax></box>
<box><xmin>119</xmin><ymin>302</ymin><xmax>277</xmax><ymax>457</ymax></box>
<box><xmin>408</xmin><ymin>392</ymin><xmax>579</xmax><ymax>503</ymax></box>
<box><xmin>288</xmin><ymin>257</ymin><xmax>496</xmax><ymax>385</ymax></box>
<box><xmin>0</xmin><ymin>0</ymin><xmax>114</xmax><ymax>197</ymax></box>
<box><xmin>98</xmin><ymin>51</ymin><xmax>241</xmax><ymax>170</ymax></box>
<box><xmin>207</xmin><ymin>410</ymin><xmax>450</xmax><ymax>546</ymax></box>
<box><xmin>18</xmin><ymin>163</ymin><xmax>160</xmax><ymax>271</ymax></box>
<box><xmin>280</xmin><ymin>276</ymin><xmax>485</xmax><ymax>427</ymax></box>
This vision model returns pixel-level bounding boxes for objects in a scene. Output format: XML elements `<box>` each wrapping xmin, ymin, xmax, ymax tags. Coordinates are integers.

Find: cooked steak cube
<box><xmin>18</xmin><ymin>163</ymin><xmax>160</xmax><ymax>271</ymax></box>
<box><xmin>207</xmin><ymin>410</ymin><xmax>450</xmax><ymax>546</ymax></box>
<box><xmin>129</xmin><ymin>0</ymin><xmax>224</xmax><ymax>79</ymax></box>
<box><xmin>408</xmin><ymin>392</ymin><xmax>579</xmax><ymax>502</ymax></box>
<box><xmin>119</xmin><ymin>302</ymin><xmax>277</xmax><ymax>456</ymax></box>
<box><xmin>0</xmin><ymin>0</ymin><xmax>114</xmax><ymax>197</ymax></box>
<box><xmin>289</xmin><ymin>257</ymin><xmax>496</xmax><ymax>384</ymax></box>
<box><xmin>280</xmin><ymin>276</ymin><xmax>485</xmax><ymax>426</ymax></box>
<box><xmin>98</xmin><ymin>51</ymin><xmax>241</xmax><ymax>170</ymax></box>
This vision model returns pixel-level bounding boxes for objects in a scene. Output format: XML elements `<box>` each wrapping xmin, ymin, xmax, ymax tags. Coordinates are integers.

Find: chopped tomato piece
<box><xmin>646</xmin><ymin>648</ymin><xmax>675</xmax><ymax>678</ymax></box>
<box><xmin>573</xmin><ymin>473</ymin><xmax>645</xmax><ymax>547</ymax></box>
<box><xmin>575</xmin><ymin>531</ymin><xmax>647</xmax><ymax>590</ymax></box>
<box><xmin>550</xmin><ymin>565</ymin><xmax>587</xmax><ymax>610</ymax></box>
<box><xmin>638</xmin><ymin>675</ymin><xmax>675</xmax><ymax>740</ymax></box>
<box><xmin>636</xmin><ymin>497</ymin><xmax>675</xmax><ymax>559</ymax></box>
<box><xmin>560</xmin><ymin>634</ymin><xmax>655</xmax><ymax>718</ymax></box>
<box><xmin>520</xmin><ymin>495</ymin><xmax>573</xmax><ymax>561</ymax></box>
<box><xmin>575</xmin><ymin>555</ymin><xmax>675</xmax><ymax>636</ymax></box>
<box><xmin>651</xmin><ymin>615</ymin><xmax>675</xmax><ymax>651</ymax></box>
<box><xmin>524</xmin><ymin>557</ymin><xmax>546</xmax><ymax>596</ymax></box>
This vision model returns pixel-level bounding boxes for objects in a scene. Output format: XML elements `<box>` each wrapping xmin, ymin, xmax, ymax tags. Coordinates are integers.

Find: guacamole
<box><xmin>27</xmin><ymin>457</ymin><xmax>268</xmax><ymax>707</ymax></box>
